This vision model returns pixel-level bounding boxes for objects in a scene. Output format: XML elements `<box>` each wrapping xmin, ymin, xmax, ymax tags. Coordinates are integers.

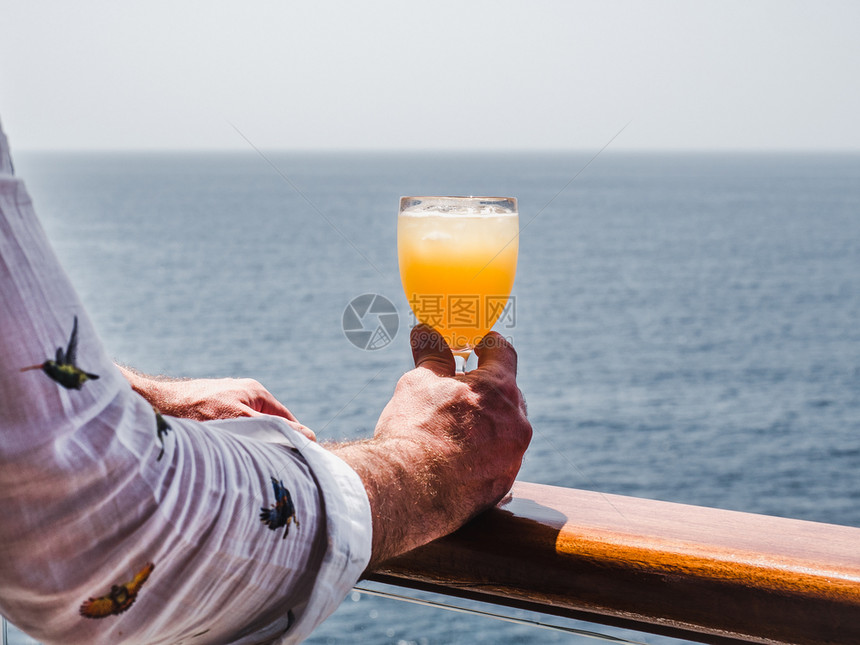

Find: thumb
<box><xmin>473</xmin><ymin>331</ymin><xmax>518</xmax><ymax>377</ymax></box>
<box><xmin>410</xmin><ymin>324</ymin><xmax>456</xmax><ymax>377</ymax></box>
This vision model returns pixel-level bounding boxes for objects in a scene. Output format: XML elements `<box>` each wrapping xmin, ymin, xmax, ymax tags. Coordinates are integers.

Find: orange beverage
<box><xmin>398</xmin><ymin>197</ymin><xmax>518</xmax><ymax>355</ymax></box>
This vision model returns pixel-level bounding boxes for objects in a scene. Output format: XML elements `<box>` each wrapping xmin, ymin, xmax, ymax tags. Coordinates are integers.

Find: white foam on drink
<box><xmin>400</xmin><ymin>205</ymin><xmax>517</xmax><ymax>218</ymax></box>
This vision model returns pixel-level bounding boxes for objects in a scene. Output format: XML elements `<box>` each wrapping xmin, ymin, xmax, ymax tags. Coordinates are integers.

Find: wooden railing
<box><xmin>367</xmin><ymin>481</ymin><xmax>860</xmax><ymax>645</ymax></box>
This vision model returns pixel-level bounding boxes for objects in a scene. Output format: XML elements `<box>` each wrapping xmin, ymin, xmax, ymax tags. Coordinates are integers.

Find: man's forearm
<box><xmin>117</xmin><ymin>364</ymin><xmax>206</xmax><ymax>418</ymax></box>
<box><xmin>328</xmin><ymin>434</ymin><xmax>469</xmax><ymax>570</ymax></box>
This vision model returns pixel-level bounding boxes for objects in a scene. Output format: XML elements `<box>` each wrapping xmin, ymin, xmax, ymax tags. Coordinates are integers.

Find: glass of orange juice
<box><xmin>398</xmin><ymin>196</ymin><xmax>519</xmax><ymax>371</ymax></box>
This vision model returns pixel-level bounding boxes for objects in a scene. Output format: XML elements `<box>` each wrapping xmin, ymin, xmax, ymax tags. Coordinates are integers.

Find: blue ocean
<box><xmin>6</xmin><ymin>151</ymin><xmax>860</xmax><ymax>644</ymax></box>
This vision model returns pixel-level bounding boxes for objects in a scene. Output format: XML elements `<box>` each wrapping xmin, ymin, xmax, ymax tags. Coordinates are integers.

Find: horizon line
<box><xmin>13</xmin><ymin>146</ymin><xmax>860</xmax><ymax>155</ymax></box>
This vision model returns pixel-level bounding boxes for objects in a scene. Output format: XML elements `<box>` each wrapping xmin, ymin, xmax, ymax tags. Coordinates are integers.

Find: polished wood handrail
<box><xmin>367</xmin><ymin>481</ymin><xmax>860</xmax><ymax>645</ymax></box>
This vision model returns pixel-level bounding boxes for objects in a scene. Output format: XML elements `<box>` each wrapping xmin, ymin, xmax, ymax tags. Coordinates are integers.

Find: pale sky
<box><xmin>2</xmin><ymin>1</ymin><xmax>859</xmax><ymax>151</ymax></box>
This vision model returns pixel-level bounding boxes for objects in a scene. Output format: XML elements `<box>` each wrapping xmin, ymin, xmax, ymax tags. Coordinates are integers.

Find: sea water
<box><xmin>7</xmin><ymin>151</ymin><xmax>860</xmax><ymax>644</ymax></box>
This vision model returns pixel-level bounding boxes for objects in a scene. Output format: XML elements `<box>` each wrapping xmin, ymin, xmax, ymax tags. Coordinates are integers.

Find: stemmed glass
<box><xmin>398</xmin><ymin>196</ymin><xmax>519</xmax><ymax>371</ymax></box>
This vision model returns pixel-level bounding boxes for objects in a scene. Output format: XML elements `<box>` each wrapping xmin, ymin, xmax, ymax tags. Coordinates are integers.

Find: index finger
<box><xmin>255</xmin><ymin>396</ymin><xmax>299</xmax><ymax>422</ymax></box>
<box><xmin>473</xmin><ymin>331</ymin><xmax>518</xmax><ymax>378</ymax></box>
<box><xmin>248</xmin><ymin>408</ymin><xmax>317</xmax><ymax>442</ymax></box>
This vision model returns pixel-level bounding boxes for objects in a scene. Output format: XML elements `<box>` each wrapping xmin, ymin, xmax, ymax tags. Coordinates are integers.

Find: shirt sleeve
<box><xmin>0</xmin><ymin>118</ymin><xmax>372</xmax><ymax>645</ymax></box>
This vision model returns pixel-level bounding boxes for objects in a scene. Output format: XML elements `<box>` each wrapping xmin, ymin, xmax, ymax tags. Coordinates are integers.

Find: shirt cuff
<box><xmin>273</xmin><ymin>425</ymin><xmax>372</xmax><ymax>644</ymax></box>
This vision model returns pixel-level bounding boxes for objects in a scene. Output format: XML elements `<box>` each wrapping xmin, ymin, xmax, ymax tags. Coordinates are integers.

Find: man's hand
<box><xmin>329</xmin><ymin>325</ymin><xmax>531</xmax><ymax>569</ymax></box>
<box><xmin>117</xmin><ymin>366</ymin><xmax>316</xmax><ymax>441</ymax></box>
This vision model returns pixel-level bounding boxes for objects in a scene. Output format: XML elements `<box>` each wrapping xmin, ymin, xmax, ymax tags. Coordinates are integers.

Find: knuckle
<box><xmin>479</xmin><ymin>374</ymin><xmax>522</xmax><ymax>408</ymax></box>
<box><xmin>518</xmin><ymin>418</ymin><xmax>533</xmax><ymax>450</ymax></box>
<box><xmin>241</xmin><ymin>377</ymin><xmax>263</xmax><ymax>390</ymax></box>
<box><xmin>395</xmin><ymin>369</ymin><xmax>424</xmax><ymax>392</ymax></box>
